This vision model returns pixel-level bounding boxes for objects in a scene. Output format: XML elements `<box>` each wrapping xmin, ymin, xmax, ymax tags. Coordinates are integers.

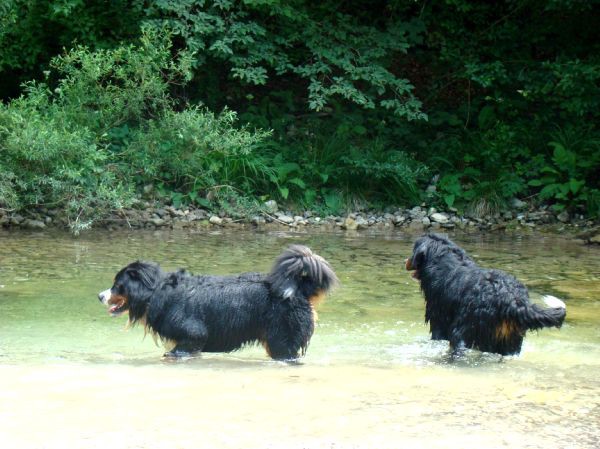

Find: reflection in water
<box><xmin>0</xmin><ymin>229</ymin><xmax>599</xmax><ymax>448</ymax></box>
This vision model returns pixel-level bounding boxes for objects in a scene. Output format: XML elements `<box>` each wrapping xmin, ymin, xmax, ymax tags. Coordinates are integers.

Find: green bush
<box><xmin>0</xmin><ymin>30</ymin><xmax>271</xmax><ymax>229</ymax></box>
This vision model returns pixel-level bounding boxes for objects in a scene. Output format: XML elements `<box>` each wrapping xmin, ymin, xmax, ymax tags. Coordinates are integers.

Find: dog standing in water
<box><xmin>98</xmin><ymin>245</ymin><xmax>338</xmax><ymax>360</ymax></box>
<box><xmin>406</xmin><ymin>234</ymin><xmax>566</xmax><ymax>356</ymax></box>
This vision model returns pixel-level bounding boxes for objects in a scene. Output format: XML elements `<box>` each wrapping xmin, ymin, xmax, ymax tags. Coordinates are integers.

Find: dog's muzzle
<box><xmin>405</xmin><ymin>258</ymin><xmax>414</xmax><ymax>270</ymax></box>
<box><xmin>98</xmin><ymin>288</ymin><xmax>112</xmax><ymax>305</ymax></box>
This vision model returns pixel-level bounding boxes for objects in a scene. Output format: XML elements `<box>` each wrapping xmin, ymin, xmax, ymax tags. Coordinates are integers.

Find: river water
<box><xmin>0</xmin><ymin>228</ymin><xmax>599</xmax><ymax>448</ymax></box>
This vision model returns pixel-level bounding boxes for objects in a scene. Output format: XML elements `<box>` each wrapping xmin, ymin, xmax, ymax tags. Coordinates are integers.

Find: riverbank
<box><xmin>1</xmin><ymin>200</ymin><xmax>599</xmax><ymax>243</ymax></box>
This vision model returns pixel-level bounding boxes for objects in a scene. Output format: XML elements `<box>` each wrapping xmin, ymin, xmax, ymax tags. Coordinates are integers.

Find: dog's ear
<box><xmin>409</xmin><ymin>240</ymin><xmax>429</xmax><ymax>270</ymax></box>
<box><xmin>126</xmin><ymin>262</ymin><xmax>161</xmax><ymax>290</ymax></box>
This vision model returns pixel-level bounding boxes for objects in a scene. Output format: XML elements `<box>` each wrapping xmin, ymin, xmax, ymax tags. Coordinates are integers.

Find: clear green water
<box><xmin>1</xmin><ymin>229</ymin><xmax>599</xmax><ymax>448</ymax></box>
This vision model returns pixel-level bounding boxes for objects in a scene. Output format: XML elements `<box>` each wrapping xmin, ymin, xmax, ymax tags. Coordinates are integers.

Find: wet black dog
<box><xmin>405</xmin><ymin>234</ymin><xmax>566</xmax><ymax>356</ymax></box>
<box><xmin>98</xmin><ymin>245</ymin><xmax>338</xmax><ymax>360</ymax></box>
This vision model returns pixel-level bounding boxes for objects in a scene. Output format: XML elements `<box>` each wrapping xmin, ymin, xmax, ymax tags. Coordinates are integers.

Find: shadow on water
<box><xmin>1</xmin><ymin>228</ymin><xmax>600</xmax><ymax>448</ymax></box>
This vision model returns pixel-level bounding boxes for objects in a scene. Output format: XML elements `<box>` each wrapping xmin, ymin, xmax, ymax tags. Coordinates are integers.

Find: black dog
<box><xmin>98</xmin><ymin>245</ymin><xmax>338</xmax><ymax>360</ymax></box>
<box><xmin>405</xmin><ymin>234</ymin><xmax>566</xmax><ymax>356</ymax></box>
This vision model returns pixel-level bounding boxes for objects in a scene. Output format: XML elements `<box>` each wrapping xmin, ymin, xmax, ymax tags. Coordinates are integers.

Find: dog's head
<box><xmin>406</xmin><ymin>234</ymin><xmax>471</xmax><ymax>280</ymax></box>
<box><xmin>98</xmin><ymin>261</ymin><xmax>162</xmax><ymax>321</ymax></box>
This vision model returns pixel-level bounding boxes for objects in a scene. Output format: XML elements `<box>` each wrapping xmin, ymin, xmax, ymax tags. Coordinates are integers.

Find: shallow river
<box><xmin>1</xmin><ymin>228</ymin><xmax>599</xmax><ymax>448</ymax></box>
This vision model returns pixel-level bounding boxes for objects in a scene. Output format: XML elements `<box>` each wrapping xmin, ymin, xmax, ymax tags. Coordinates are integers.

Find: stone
<box><xmin>557</xmin><ymin>210</ymin><xmax>570</xmax><ymax>223</ymax></box>
<box><xmin>150</xmin><ymin>218</ymin><xmax>166</xmax><ymax>227</ymax></box>
<box><xmin>510</xmin><ymin>198</ymin><xmax>527</xmax><ymax>210</ymax></box>
<box><xmin>10</xmin><ymin>214</ymin><xmax>24</xmax><ymax>225</ymax></box>
<box><xmin>393</xmin><ymin>215</ymin><xmax>406</xmax><ymax>225</ymax></box>
<box><xmin>408</xmin><ymin>220</ymin><xmax>425</xmax><ymax>231</ymax></box>
<box><xmin>342</xmin><ymin>217</ymin><xmax>358</xmax><ymax>230</ymax></box>
<box><xmin>209</xmin><ymin>216</ymin><xmax>223</xmax><ymax>225</ymax></box>
<box><xmin>22</xmin><ymin>219</ymin><xmax>46</xmax><ymax>230</ymax></box>
<box><xmin>355</xmin><ymin>217</ymin><xmax>369</xmax><ymax>229</ymax></box>
<box><xmin>264</xmin><ymin>200</ymin><xmax>278</xmax><ymax>214</ymax></box>
<box><xmin>409</xmin><ymin>206</ymin><xmax>425</xmax><ymax>218</ymax></box>
<box><xmin>430</xmin><ymin>212</ymin><xmax>449</xmax><ymax>224</ymax></box>
<box><xmin>276</xmin><ymin>214</ymin><xmax>294</xmax><ymax>224</ymax></box>
<box><xmin>421</xmin><ymin>217</ymin><xmax>431</xmax><ymax>226</ymax></box>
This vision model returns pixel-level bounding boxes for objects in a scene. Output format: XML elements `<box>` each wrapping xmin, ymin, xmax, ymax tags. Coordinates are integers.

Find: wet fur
<box><xmin>406</xmin><ymin>234</ymin><xmax>566</xmax><ymax>356</ymax></box>
<box><xmin>103</xmin><ymin>245</ymin><xmax>338</xmax><ymax>360</ymax></box>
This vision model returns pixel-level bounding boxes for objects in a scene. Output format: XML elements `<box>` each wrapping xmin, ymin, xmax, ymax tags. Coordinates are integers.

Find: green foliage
<box><xmin>144</xmin><ymin>0</ymin><xmax>426</xmax><ymax>120</ymax></box>
<box><xmin>1</xmin><ymin>1</ymin><xmax>599</xmax><ymax>221</ymax></box>
<box><xmin>0</xmin><ymin>93</ymin><xmax>130</xmax><ymax>232</ymax></box>
<box><xmin>126</xmin><ymin>107</ymin><xmax>272</xmax><ymax>196</ymax></box>
<box><xmin>528</xmin><ymin>126</ymin><xmax>600</xmax><ymax>213</ymax></box>
<box><xmin>0</xmin><ymin>30</ymin><xmax>270</xmax><ymax>228</ymax></box>
<box><xmin>0</xmin><ymin>0</ymin><xmax>144</xmax><ymax>98</ymax></box>
<box><xmin>434</xmin><ymin>122</ymin><xmax>527</xmax><ymax>215</ymax></box>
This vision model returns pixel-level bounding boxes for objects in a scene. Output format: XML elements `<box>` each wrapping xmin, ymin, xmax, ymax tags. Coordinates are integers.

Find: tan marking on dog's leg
<box><xmin>260</xmin><ymin>339</ymin><xmax>272</xmax><ymax>358</ymax></box>
<box><xmin>495</xmin><ymin>320</ymin><xmax>517</xmax><ymax>341</ymax></box>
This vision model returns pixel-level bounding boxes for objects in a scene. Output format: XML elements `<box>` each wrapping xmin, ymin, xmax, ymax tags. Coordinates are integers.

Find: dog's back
<box><xmin>147</xmin><ymin>270</ymin><xmax>271</xmax><ymax>353</ymax></box>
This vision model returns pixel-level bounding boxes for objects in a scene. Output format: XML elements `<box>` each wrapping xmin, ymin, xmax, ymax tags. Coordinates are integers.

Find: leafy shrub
<box><xmin>0</xmin><ymin>29</ymin><xmax>271</xmax><ymax>229</ymax></box>
<box><xmin>144</xmin><ymin>0</ymin><xmax>426</xmax><ymax>120</ymax></box>
<box><xmin>125</xmin><ymin>107</ymin><xmax>272</xmax><ymax>203</ymax></box>
<box><xmin>0</xmin><ymin>92</ymin><xmax>129</xmax><ymax>232</ymax></box>
<box><xmin>528</xmin><ymin>126</ymin><xmax>600</xmax><ymax>214</ymax></box>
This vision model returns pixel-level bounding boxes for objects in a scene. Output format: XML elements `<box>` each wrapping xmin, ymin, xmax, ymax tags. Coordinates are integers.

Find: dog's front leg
<box><xmin>449</xmin><ymin>327</ymin><xmax>468</xmax><ymax>360</ymax></box>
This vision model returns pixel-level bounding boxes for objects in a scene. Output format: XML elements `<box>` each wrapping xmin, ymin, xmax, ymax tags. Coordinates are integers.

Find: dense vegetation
<box><xmin>1</xmin><ymin>0</ymin><xmax>599</xmax><ymax>230</ymax></box>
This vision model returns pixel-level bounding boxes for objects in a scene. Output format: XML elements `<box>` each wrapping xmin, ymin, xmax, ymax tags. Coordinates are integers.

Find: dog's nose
<box><xmin>98</xmin><ymin>288</ymin><xmax>111</xmax><ymax>303</ymax></box>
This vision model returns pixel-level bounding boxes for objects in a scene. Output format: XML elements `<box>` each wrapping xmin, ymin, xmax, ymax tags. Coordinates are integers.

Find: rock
<box><xmin>409</xmin><ymin>206</ymin><xmax>426</xmax><ymax>219</ymax></box>
<box><xmin>276</xmin><ymin>214</ymin><xmax>294</xmax><ymax>224</ymax></box>
<box><xmin>557</xmin><ymin>210</ymin><xmax>570</xmax><ymax>223</ymax></box>
<box><xmin>22</xmin><ymin>219</ymin><xmax>46</xmax><ymax>230</ymax></box>
<box><xmin>393</xmin><ymin>215</ymin><xmax>406</xmax><ymax>225</ymax></box>
<box><xmin>342</xmin><ymin>217</ymin><xmax>358</xmax><ymax>230</ymax></box>
<box><xmin>251</xmin><ymin>216</ymin><xmax>266</xmax><ymax>225</ymax></box>
<box><xmin>430</xmin><ymin>212</ymin><xmax>449</xmax><ymax>224</ymax></box>
<box><xmin>421</xmin><ymin>217</ymin><xmax>431</xmax><ymax>226</ymax></box>
<box><xmin>576</xmin><ymin>227</ymin><xmax>600</xmax><ymax>244</ymax></box>
<box><xmin>510</xmin><ymin>198</ymin><xmax>528</xmax><ymax>210</ymax></box>
<box><xmin>264</xmin><ymin>200</ymin><xmax>278</xmax><ymax>214</ymax></box>
<box><xmin>209</xmin><ymin>216</ymin><xmax>223</xmax><ymax>226</ymax></box>
<box><xmin>355</xmin><ymin>216</ymin><xmax>369</xmax><ymax>229</ymax></box>
<box><xmin>408</xmin><ymin>220</ymin><xmax>425</xmax><ymax>231</ymax></box>
<box><xmin>150</xmin><ymin>218</ymin><xmax>166</xmax><ymax>227</ymax></box>
<box><xmin>10</xmin><ymin>214</ymin><xmax>24</xmax><ymax>225</ymax></box>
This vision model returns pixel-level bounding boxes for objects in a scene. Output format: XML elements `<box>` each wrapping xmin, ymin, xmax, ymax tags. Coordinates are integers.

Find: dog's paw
<box><xmin>163</xmin><ymin>349</ymin><xmax>194</xmax><ymax>359</ymax></box>
<box><xmin>542</xmin><ymin>295</ymin><xmax>566</xmax><ymax>309</ymax></box>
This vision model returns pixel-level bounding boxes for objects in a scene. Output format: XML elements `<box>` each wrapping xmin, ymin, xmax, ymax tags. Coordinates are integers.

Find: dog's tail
<box><xmin>520</xmin><ymin>295</ymin><xmax>567</xmax><ymax>331</ymax></box>
<box><xmin>268</xmin><ymin>245</ymin><xmax>339</xmax><ymax>299</ymax></box>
